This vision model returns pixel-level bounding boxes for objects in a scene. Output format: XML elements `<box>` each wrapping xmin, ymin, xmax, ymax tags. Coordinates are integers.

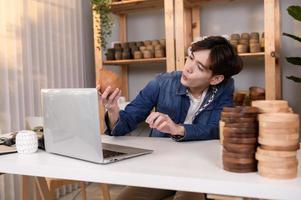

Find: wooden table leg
<box><xmin>22</xmin><ymin>175</ymin><xmax>30</xmax><ymax>200</ymax></box>
<box><xmin>100</xmin><ymin>183</ymin><xmax>111</xmax><ymax>200</ymax></box>
<box><xmin>33</xmin><ymin>177</ymin><xmax>51</xmax><ymax>200</ymax></box>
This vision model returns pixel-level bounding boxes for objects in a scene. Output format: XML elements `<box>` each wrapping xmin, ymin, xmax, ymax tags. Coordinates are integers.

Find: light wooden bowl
<box><xmin>259</xmin><ymin>127</ymin><xmax>298</xmax><ymax>135</ymax></box>
<box><xmin>259</xmin><ymin>121</ymin><xmax>299</xmax><ymax>129</ymax></box>
<box><xmin>259</xmin><ymin>132</ymin><xmax>299</xmax><ymax>141</ymax></box>
<box><xmin>258</xmin><ymin>160</ymin><xmax>298</xmax><ymax>169</ymax></box>
<box><xmin>258</xmin><ymin>113</ymin><xmax>299</xmax><ymax>122</ymax></box>
<box><xmin>251</xmin><ymin>100</ymin><xmax>289</xmax><ymax>113</ymax></box>
<box><xmin>255</xmin><ymin>151</ymin><xmax>297</xmax><ymax>162</ymax></box>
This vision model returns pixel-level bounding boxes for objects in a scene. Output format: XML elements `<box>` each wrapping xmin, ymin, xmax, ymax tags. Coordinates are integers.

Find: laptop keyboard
<box><xmin>102</xmin><ymin>149</ymin><xmax>126</xmax><ymax>158</ymax></box>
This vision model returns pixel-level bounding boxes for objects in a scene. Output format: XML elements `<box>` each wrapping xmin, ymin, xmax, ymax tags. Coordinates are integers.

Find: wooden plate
<box><xmin>258</xmin><ymin>113</ymin><xmax>299</xmax><ymax>123</ymax></box>
<box><xmin>222</xmin><ymin>106</ymin><xmax>259</xmax><ymax>113</ymax></box>
<box><xmin>256</xmin><ymin>147</ymin><xmax>297</xmax><ymax>158</ymax></box>
<box><xmin>259</xmin><ymin>132</ymin><xmax>299</xmax><ymax>141</ymax></box>
<box><xmin>258</xmin><ymin>137</ymin><xmax>299</xmax><ymax>147</ymax></box>
<box><xmin>260</xmin><ymin>144</ymin><xmax>300</xmax><ymax>151</ymax></box>
<box><xmin>259</xmin><ymin>127</ymin><xmax>298</xmax><ymax>135</ymax></box>
<box><xmin>221</xmin><ymin>117</ymin><xmax>257</xmax><ymax>123</ymax></box>
<box><xmin>252</xmin><ymin>100</ymin><xmax>288</xmax><ymax>113</ymax></box>
<box><xmin>223</xmin><ymin>137</ymin><xmax>257</xmax><ymax>145</ymax></box>
<box><xmin>223</xmin><ymin>143</ymin><xmax>257</xmax><ymax>154</ymax></box>
<box><xmin>258</xmin><ymin>165</ymin><xmax>297</xmax><ymax>179</ymax></box>
<box><xmin>255</xmin><ymin>152</ymin><xmax>297</xmax><ymax>162</ymax></box>
<box><xmin>223</xmin><ymin>131</ymin><xmax>258</xmax><ymax>139</ymax></box>
<box><xmin>223</xmin><ymin>164</ymin><xmax>257</xmax><ymax>173</ymax></box>
<box><xmin>221</xmin><ymin>112</ymin><xmax>258</xmax><ymax>118</ymax></box>
<box><xmin>225</xmin><ymin>122</ymin><xmax>258</xmax><ymax>129</ymax></box>
<box><xmin>223</xmin><ymin>127</ymin><xmax>258</xmax><ymax>134</ymax></box>
<box><xmin>223</xmin><ymin>149</ymin><xmax>255</xmax><ymax>159</ymax></box>
<box><xmin>258</xmin><ymin>160</ymin><xmax>298</xmax><ymax>169</ymax></box>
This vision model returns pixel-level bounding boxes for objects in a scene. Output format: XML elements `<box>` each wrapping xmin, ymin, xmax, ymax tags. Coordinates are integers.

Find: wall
<box><xmin>105</xmin><ymin>0</ymin><xmax>301</xmax><ymax>133</ymax></box>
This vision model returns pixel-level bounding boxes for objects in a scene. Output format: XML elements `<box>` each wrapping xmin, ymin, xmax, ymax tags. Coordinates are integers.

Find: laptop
<box><xmin>41</xmin><ymin>88</ymin><xmax>153</xmax><ymax>164</ymax></box>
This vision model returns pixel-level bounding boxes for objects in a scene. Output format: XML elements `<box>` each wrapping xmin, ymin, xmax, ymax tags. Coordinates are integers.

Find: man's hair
<box><xmin>191</xmin><ymin>36</ymin><xmax>243</xmax><ymax>80</ymax></box>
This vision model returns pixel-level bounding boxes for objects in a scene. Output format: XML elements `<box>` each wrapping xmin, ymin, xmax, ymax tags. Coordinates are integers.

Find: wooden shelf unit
<box><xmin>103</xmin><ymin>57</ymin><xmax>166</xmax><ymax>65</ymax></box>
<box><xmin>110</xmin><ymin>0</ymin><xmax>164</xmax><ymax>14</ymax></box>
<box><xmin>174</xmin><ymin>0</ymin><xmax>281</xmax><ymax>100</ymax></box>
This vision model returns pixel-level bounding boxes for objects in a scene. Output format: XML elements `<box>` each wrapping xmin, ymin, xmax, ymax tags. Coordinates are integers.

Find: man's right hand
<box><xmin>97</xmin><ymin>85</ymin><xmax>121</xmax><ymax>129</ymax></box>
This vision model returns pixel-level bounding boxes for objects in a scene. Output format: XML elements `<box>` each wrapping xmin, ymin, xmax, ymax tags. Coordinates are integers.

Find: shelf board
<box><xmin>238</xmin><ymin>52</ymin><xmax>264</xmax><ymax>57</ymax></box>
<box><xmin>103</xmin><ymin>57</ymin><xmax>166</xmax><ymax>65</ymax></box>
<box><xmin>110</xmin><ymin>0</ymin><xmax>164</xmax><ymax>14</ymax></box>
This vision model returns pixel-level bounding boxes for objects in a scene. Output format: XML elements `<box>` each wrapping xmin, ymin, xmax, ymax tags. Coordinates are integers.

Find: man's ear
<box><xmin>210</xmin><ymin>75</ymin><xmax>224</xmax><ymax>85</ymax></box>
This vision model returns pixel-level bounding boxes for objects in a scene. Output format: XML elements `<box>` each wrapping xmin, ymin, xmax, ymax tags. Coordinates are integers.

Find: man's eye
<box><xmin>197</xmin><ymin>65</ymin><xmax>204</xmax><ymax>71</ymax></box>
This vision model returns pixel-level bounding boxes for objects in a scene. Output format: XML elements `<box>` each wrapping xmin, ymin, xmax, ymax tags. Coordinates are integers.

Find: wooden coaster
<box><xmin>260</xmin><ymin>144</ymin><xmax>300</xmax><ymax>151</ymax></box>
<box><xmin>223</xmin><ymin>142</ymin><xmax>257</xmax><ymax>154</ymax></box>
<box><xmin>225</xmin><ymin>122</ymin><xmax>258</xmax><ymax>129</ymax></box>
<box><xmin>256</xmin><ymin>147</ymin><xmax>297</xmax><ymax>158</ymax></box>
<box><xmin>223</xmin><ymin>137</ymin><xmax>257</xmax><ymax>144</ymax></box>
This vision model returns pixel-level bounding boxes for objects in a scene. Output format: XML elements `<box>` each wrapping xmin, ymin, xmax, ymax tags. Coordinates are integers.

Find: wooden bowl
<box><xmin>221</xmin><ymin>112</ymin><xmax>258</xmax><ymax>118</ymax></box>
<box><xmin>223</xmin><ymin>149</ymin><xmax>255</xmax><ymax>159</ymax></box>
<box><xmin>251</xmin><ymin>100</ymin><xmax>289</xmax><ymax>113</ymax></box>
<box><xmin>223</xmin><ymin>162</ymin><xmax>257</xmax><ymax>173</ymax></box>
<box><xmin>223</xmin><ymin>127</ymin><xmax>258</xmax><ymax>135</ymax></box>
<box><xmin>223</xmin><ymin>156</ymin><xmax>256</xmax><ymax>165</ymax></box>
<box><xmin>259</xmin><ymin>121</ymin><xmax>299</xmax><ymax>129</ymax></box>
<box><xmin>259</xmin><ymin>132</ymin><xmax>299</xmax><ymax>141</ymax></box>
<box><xmin>255</xmin><ymin>151</ymin><xmax>297</xmax><ymax>162</ymax></box>
<box><xmin>258</xmin><ymin>160</ymin><xmax>298</xmax><ymax>169</ymax></box>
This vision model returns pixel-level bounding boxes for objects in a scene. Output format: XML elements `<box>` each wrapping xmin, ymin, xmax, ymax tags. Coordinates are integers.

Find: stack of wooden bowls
<box><xmin>221</xmin><ymin>106</ymin><xmax>259</xmax><ymax>173</ymax></box>
<box><xmin>256</xmin><ymin>113</ymin><xmax>299</xmax><ymax>179</ymax></box>
<box><xmin>105</xmin><ymin>39</ymin><xmax>166</xmax><ymax>60</ymax></box>
<box><xmin>252</xmin><ymin>100</ymin><xmax>299</xmax><ymax>179</ymax></box>
<box><xmin>229</xmin><ymin>32</ymin><xmax>264</xmax><ymax>53</ymax></box>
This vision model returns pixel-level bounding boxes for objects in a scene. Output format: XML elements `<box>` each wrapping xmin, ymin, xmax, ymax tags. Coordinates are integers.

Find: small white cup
<box><xmin>16</xmin><ymin>130</ymin><xmax>38</xmax><ymax>154</ymax></box>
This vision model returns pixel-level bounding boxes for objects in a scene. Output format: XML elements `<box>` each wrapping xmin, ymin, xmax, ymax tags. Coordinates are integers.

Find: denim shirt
<box><xmin>105</xmin><ymin>71</ymin><xmax>234</xmax><ymax>141</ymax></box>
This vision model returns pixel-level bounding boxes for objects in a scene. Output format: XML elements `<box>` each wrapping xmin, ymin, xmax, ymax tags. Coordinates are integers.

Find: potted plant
<box><xmin>91</xmin><ymin>0</ymin><xmax>114</xmax><ymax>50</ymax></box>
<box><xmin>283</xmin><ymin>5</ymin><xmax>301</xmax><ymax>83</ymax></box>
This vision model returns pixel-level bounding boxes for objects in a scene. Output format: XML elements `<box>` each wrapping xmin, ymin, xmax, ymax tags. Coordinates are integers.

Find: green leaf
<box><xmin>287</xmin><ymin>6</ymin><xmax>301</xmax><ymax>22</ymax></box>
<box><xmin>286</xmin><ymin>57</ymin><xmax>301</xmax><ymax>66</ymax></box>
<box><xmin>283</xmin><ymin>33</ymin><xmax>301</xmax><ymax>43</ymax></box>
<box><xmin>287</xmin><ymin>76</ymin><xmax>301</xmax><ymax>82</ymax></box>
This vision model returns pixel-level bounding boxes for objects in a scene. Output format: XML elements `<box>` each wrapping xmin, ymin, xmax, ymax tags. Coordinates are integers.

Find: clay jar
<box><xmin>143</xmin><ymin>50</ymin><xmax>153</xmax><ymax>59</ymax></box>
<box><xmin>98</xmin><ymin>68</ymin><xmax>121</xmax><ymax>94</ymax></box>
<box><xmin>237</xmin><ymin>44</ymin><xmax>248</xmax><ymax>53</ymax></box>
<box><xmin>155</xmin><ymin>49</ymin><xmax>165</xmax><ymax>58</ymax></box>
<box><xmin>231</xmin><ymin>33</ymin><xmax>240</xmax><ymax>40</ymax></box>
<box><xmin>250</xmin><ymin>43</ymin><xmax>261</xmax><ymax>53</ymax></box>
<box><xmin>122</xmin><ymin>48</ymin><xmax>131</xmax><ymax>59</ymax></box>
<box><xmin>106</xmin><ymin>48</ymin><xmax>115</xmax><ymax>60</ymax></box>
<box><xmin>114</xmin><ymin>49</ymin><xmax>122</xmax><ymax>60</ymax></box>
<box><xmin>133</xmin><ymin>51</ymin><xmax>143</xmax><ymax>59</ymax></box>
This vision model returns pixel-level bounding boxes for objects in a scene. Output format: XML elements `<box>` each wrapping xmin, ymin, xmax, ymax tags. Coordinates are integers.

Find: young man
<box><xmin>98</xmin><ymin>36</ymin><xmax>243</xmax><ymax>200</ymax></box>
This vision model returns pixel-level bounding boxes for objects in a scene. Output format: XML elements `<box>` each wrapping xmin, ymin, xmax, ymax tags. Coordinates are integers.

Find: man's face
<box><xmin>180</xmin><ymin>49</ymin><xmax>213</xmax><ymax>89</ymax></box>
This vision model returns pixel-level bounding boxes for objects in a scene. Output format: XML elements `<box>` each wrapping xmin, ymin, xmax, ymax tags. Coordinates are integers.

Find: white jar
<box><xmin>16</xmin><ymin>130</ymin><xmax>38</xmax><ymax>154</ymax></box>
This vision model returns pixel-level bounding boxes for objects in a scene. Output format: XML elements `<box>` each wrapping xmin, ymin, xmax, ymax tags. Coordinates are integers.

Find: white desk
<box><xmin>0</xmin><ymin>136</ymin><xmax>300</xmax><ymax>200</ymax></box>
